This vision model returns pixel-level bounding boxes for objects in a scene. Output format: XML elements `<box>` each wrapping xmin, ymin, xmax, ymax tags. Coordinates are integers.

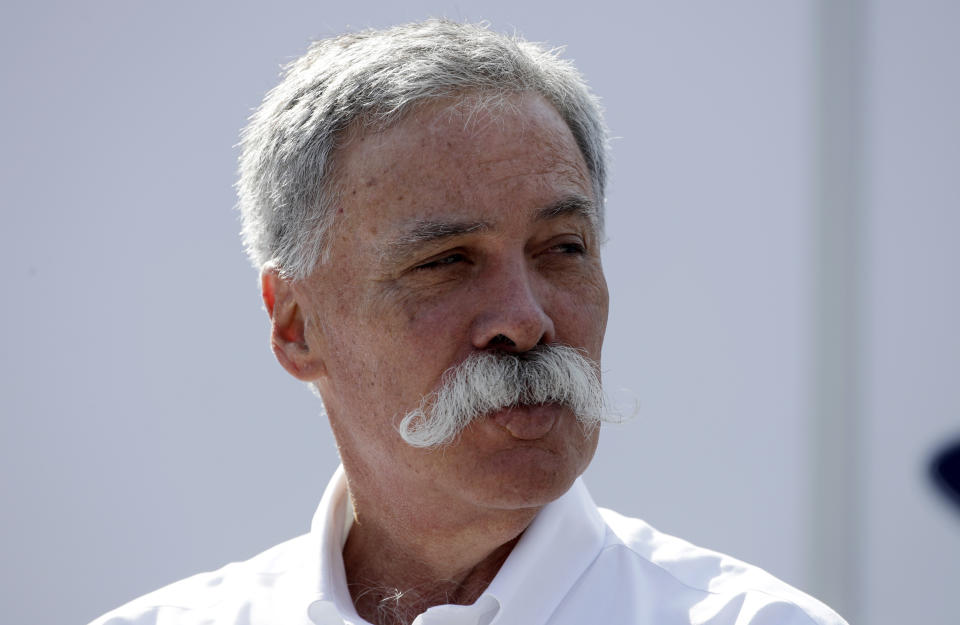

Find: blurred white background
<box><xmin>1</xmin><ymin>2</ymin><xmax>957</xmax><ymax>624</ymax></box>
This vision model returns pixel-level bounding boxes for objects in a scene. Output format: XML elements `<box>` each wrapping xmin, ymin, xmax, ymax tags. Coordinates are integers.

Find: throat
<box><xmin>348</xmin><ymin>577</ymin><xmax>489</xmax><ymax>625</ymax></box>
<box><xmin>345</xmin><ymin>533</ymin><xmax>519</xmax><ymax>625</ymax></box>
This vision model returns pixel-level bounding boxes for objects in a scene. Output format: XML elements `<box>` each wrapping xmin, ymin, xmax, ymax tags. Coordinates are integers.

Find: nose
<box><xmin>470</xmin><ymin>260</ymin><xmax>556</xmax><ymax>352</ymax></box>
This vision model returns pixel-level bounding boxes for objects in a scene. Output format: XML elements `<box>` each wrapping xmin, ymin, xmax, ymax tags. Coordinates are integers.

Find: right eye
<box><xmin>415</xmin><ymin>253</ymin><xmax>467</xmax><ymax>270</ymax></box>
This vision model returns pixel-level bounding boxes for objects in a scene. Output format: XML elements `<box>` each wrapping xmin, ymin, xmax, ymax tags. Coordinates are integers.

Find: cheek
<box><xmin>382</xmin><ymin>278</ymin><xmax>471</xmax><ymax>329</ymax></box>
<box><xmin>378</xmin><ymin>278</ymin><xmax>477</xmax><ymax>342</ymax></box>
<box><xmin>337</xmin><ymin>292</ymin><xmax>469</xmax><ymax>399</ymax></box>
<box><xmin>552</xmin><ymin>274</ymin><xmax>609</xmax><ymax>346</ymax></box>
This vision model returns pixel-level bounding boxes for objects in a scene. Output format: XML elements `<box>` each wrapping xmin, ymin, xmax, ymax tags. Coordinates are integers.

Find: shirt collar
<box><xmin>307</xmin><ymin>466</ymin><xmax>607</xmax><ymax>625</ymax></box>
<box><xmin>309</xmin><ymin>465</ymin><xmax>369</xmax><ymax>624</ymax></box>
<box><xmin>483</xmin><ymin>478</ymin><xmax>607</xmax><ymax>624</ymax></box>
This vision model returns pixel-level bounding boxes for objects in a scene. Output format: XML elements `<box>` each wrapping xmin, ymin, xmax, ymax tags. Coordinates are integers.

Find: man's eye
<box><xmin>551</xmin><ymin>242</ymin><xmax>586</xmax><ymax>255</ymax></box>
<box><xmin>415</xmin><ymin>253</ymin><xmax>466</xmax><ymax>270</ymax></box>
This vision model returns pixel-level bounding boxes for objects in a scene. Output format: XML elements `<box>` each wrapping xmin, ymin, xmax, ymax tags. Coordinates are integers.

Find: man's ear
<box><xmin>260</xmin><ymin>266</ymin><xmax>326</xmax><ymax>382</ymax></box>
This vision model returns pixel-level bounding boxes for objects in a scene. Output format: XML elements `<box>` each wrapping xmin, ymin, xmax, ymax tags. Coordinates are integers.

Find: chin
<box><xmin>462</xmin><ymin>437</ymin><xmax>598</xmax><ymax>511</ymax></box>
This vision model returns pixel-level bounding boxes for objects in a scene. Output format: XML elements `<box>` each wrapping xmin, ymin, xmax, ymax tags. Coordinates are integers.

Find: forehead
<box><xmin>330</xmin><ymin>93</ymin><xmax>595</xmax><ymax>237</ymax></box>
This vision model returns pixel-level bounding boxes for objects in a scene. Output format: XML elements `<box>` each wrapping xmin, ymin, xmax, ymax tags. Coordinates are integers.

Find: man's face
<box><xmin>294</xmin><ymin>93</ymin><xmax>608</xmax><ymax>518</ymax></box>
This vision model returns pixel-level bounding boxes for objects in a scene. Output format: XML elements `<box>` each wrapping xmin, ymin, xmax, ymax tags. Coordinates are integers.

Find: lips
<box><xmin>490</xmin><ymin>404</ymin><xmax>560</xmax><ymax>440</ymax></box>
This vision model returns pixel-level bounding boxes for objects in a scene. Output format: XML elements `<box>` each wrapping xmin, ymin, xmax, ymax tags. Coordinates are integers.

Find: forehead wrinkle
<box><xmin>472</xmin><ymin>142</ymin><xmax>591</xmax><ymax>189</ymax></box>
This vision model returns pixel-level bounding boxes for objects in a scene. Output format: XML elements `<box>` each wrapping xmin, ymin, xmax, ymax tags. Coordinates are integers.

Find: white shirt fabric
<box><xmin>90</xmin><ymin>467</ymin><xmax>847</xmax><ymax>625</ymax></box>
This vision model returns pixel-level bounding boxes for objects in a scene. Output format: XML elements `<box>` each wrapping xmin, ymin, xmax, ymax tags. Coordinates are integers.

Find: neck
<box><xmin>342</xmin><ymin>482</ymin><xmax>538</xmax><ymax>625</ymax></box>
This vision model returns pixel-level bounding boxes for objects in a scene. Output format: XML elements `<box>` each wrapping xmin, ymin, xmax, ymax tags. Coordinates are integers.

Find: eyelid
<box><xmin>542</xmin><ymin>234</ymin><xmax>588</xmax><ymax>255</ymax></box>
<box><xmin>553</xmin><ymin>241</ymin><xmax>586</xmax><ymax>253</ymax></box>
<box><xmin>413</xmin><ymin>250</ymin><xmax>467</xmax><ymax>270</ymax></box>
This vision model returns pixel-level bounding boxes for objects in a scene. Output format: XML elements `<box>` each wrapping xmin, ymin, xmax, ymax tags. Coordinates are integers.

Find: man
<box><xmin>91</xmin><ymin>20</ymin><xmax>847</xmax><ymax>625</ymax></box>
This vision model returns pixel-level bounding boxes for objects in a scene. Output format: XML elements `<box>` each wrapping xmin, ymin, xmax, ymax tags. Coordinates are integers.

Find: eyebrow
<box><xmin>381</xmin><ymin>193</ymin><xmax>598</xmax><ymax>266</ymax></box>
<box><xmin>534</xmin><ymin>193</ymin><xmax>597</xmax><ymax>223</ymax></box>
<box><xmin>382</xmin><ymin>219</ymin><xmax>490</xmax><ymax>266</ymax></box>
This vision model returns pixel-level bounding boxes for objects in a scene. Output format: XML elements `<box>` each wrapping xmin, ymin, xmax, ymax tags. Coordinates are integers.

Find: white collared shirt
<box><xmin>90</xmin><ymin>467</ymin><xmax>847</xmax><ymax>625</ymax></box>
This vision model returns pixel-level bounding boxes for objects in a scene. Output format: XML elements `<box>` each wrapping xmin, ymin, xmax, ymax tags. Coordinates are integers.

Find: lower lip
<box><xmin>491</xmin><ymin>404</ymin><xmax>560</xmax><ymax>440</ymax></box>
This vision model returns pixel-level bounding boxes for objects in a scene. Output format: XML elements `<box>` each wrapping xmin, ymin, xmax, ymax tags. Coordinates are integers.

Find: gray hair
<box><xmin>237</xmin><ymin>19</ymin><xmax>609</xmax><ymax>280</ymax></box>
<box><xmin>398</xmin><ymin>343</ymin><xmax>608</xmax><ymax>448</ymax></box>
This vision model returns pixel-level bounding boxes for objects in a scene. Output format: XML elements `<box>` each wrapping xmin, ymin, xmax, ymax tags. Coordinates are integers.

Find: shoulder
<box><xmin>86</xmin><ymin>533</ymin><xmax>315</xmax><ymax>625</ymax></box>
<box><xmin>583</xmin><ymin>508</ymin><xmax>848</xmax><ymax>625</ymax></box>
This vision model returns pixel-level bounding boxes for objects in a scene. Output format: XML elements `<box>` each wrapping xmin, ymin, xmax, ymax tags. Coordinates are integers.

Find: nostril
<box><xmin>489</xmin><ymin>334</ymin><xmax>516</xmax><ymax>348</ymax></box>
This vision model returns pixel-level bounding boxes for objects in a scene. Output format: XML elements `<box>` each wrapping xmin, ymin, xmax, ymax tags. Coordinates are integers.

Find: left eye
<box><xmin>550</xmin><ymin>242</ymin><xmax>586</xmax><ymax>255</ymax></box>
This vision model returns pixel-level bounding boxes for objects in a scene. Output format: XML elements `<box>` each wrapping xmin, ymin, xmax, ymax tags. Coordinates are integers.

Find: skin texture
<box><xmin>261</xmin><ymin>93</ymin><xmax>609</xmax><ymax>624</ymax></box>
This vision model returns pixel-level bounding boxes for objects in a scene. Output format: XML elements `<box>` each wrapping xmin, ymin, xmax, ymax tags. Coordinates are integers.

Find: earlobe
<box><xmin>260</xmin><ymin>266</ymin><xmax>326</xmax><ymax>381</ymax></box>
